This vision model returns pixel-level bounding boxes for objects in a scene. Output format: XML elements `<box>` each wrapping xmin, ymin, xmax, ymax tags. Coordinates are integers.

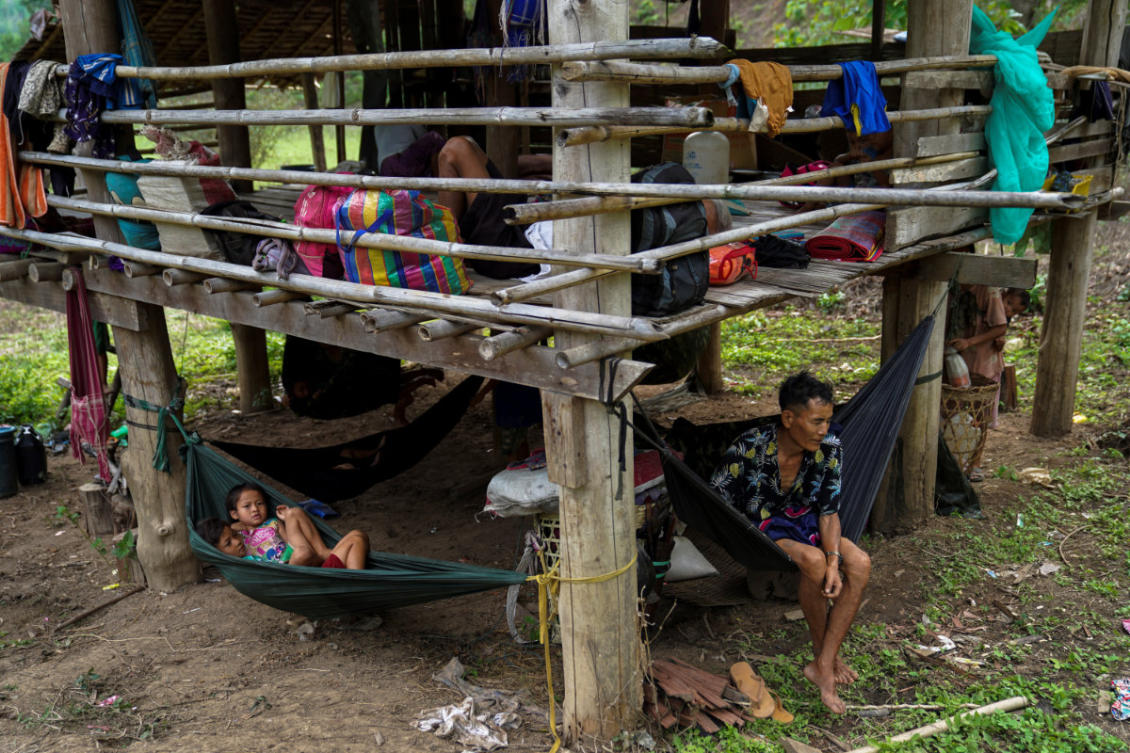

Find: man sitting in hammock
<box><xmin>710</xmin><ymin>372</ymin><xmax>871</xmax><ymax>715</ymax></box>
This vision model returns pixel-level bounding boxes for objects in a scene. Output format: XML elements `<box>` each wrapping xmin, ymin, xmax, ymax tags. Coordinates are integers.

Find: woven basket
<box><xmin>940</xmin><ymin>376</ymin><xmax>999</xmax><ymax>475</ymax></box>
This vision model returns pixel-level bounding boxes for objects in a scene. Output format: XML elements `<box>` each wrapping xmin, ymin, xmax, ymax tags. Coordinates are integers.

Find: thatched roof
<box><xmin>15</xmin><ymin>0</ymin><xmax>354</xmax><ymax>96</ymax></box>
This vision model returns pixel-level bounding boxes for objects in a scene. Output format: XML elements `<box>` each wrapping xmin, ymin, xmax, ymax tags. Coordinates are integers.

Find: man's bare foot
<box><xmin>833</xmin><ymin>657</ymin><xmax>858</xmax><ymax>685</ymax></box>
<box><xmin>804</xmin><ymin>661</ymin><xmax>846</xmax><ymax>714</ymax></box>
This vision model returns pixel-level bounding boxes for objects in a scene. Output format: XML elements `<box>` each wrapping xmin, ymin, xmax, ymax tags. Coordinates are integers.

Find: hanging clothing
<box><xmin>64</xmin><ymin>55</ymin><xmax>120</xmax><ymax>158</ymax></box>
<box><xmin>821</xmin><ymin>61</ymin><xmax>890</xmax><ymax>137</ymax></box>
<box><xmin>18</xmin><ymin>59</ymin><xmax>71</xmax><ymax>154</ymax></box>
<box><xmin>723</xmin><ymin>60</ymin><xmax>794</xmax><ymax>137</ymax></box>
<box><xmin>968</xmin><ymin>5</ymin><xmax>1058</xmax><ymax>245</ymax></box>
<box><xmin>116</xmin><ymin>0</ymin><xmax>158</xmax><ymax>109</ymax></box>
<box><xmin>0</xmin><ymin>63</ymin><xmax>48</xmax><ymax>230</ymax></box>
<box><xmin>66</xmin><ymin>269</ymin><xmax>113</xmax><ymax>484</ymax></box>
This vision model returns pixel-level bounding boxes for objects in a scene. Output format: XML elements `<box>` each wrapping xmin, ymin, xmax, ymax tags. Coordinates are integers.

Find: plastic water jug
<box><xmin>0</xmin><ymin>425</ymin><xmax>18</xmax><ymax>498</ymax></box>
<box><xmin>683</xmin><ymin>131</ymin><xmax>730</xmax><ymax>185</ymax></box>
<box><xmin>944</xmin><ymin>346</ymin><xmax>971</xmax><ymax>388</ymax></box>
<box><xmin>15</xmin><ymin>425</ymin><xmax>47</xmax><ymax>485</ymax></box>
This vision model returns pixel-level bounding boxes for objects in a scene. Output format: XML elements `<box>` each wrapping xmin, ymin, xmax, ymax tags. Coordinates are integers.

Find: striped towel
<box><xmin>806</xmin><ymin>210</ymin><xmax>885</xmax><ymax>262</ymax></box>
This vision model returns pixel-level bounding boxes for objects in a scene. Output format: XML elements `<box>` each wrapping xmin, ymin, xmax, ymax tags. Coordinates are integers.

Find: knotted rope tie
<box><xmin>526</xmin><ymin>551</ymin><xmax>637</xmax><ymax>753</ymax></box>
<box><xmin>121</xmin><ymin>377</ymin><xmax>186</xmax><ymax>472</ymax></box>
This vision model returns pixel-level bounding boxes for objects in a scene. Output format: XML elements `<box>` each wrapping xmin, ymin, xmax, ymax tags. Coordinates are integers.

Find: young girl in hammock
<box><xmin>207</xmin><ymin>482</ymin><xmax>368</xmax><ymax>568</ymax></box>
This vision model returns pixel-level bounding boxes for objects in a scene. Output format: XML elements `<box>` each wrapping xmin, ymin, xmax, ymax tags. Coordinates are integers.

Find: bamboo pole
<box><xmin>844</xmin><ymin>697</ymin><xmax>1029</xmax><ymax>753</ymax></box>
<box><xmin>417</xmin><ymin>319</ymin><xmax>482</xmax><ymax>342</ymax></box>
<box><xmin>359</xmin><ymin>309</ymin><xmax>430</xmax><ymax>333</ymax></box>
<box><xmin>0</xmin><ymin>259</ymin><xmax>33</xmax><ymax>281</ymax></box>
<box><xmin>123</xmin><ymin>261</ymin><xmax>160</xmax><ymax>278</ymax></box>
<box><xmin>558</xmin><ymin>54</ymin><xmax>1009</xmax><ymax>85</ymax></box>
<box><xmin>90</xmin><ymin>104</ymin><xmax>714</xmax><ymax>129</ymax></box>
<box><xmin>304</xmin><ymin>300</ymin><xmax>357</xmax><ymax>317</ymax></box>
<box><xmin>99</xmin><ymin>37</ymin><xmax>726</xmax><ymax>81</ymax></box>
<box><xmin>28</xmin><ymin>262</ymin><xmax>65</xmax><ymax>282</ymax></box>
<box><xmin>44</xmin><ymin>194</ymin><xmax>662</xmax><ymax>274</ymax></box>
<box><xmin>0</xmin><ymin>226</ymin><xmax>667</xmax><ymax>341</ymax></box>
<box><xmin>479</xmin><ymin>326</ymin><xmax>551</xmax><ymax>361</ymax></box>
<box><xmin>252</xmin><ymin>289</ymin><xmax>307</xmax><ymax>307</ymax></box>
<box><xmin>203</xmin><ymin>277</ymin><xmax>259</xmax><ymax>294</ymax></box>
<box><xmin>557</xmin><ymin>105</ymin><xmax>992</xmax><ymax>146</ymax></box>
<box><xmin>163</xmin><ymin>269</ymin><xmax>207</xmax><ymax>286</ymax></box>
<box><xmin>30</xmin><ymin>150</ymin><xmax>1069</xmax><ymax>208</ymax></box>
<box><xmin>503</xmin><ymin>151</ymin><xmax>977</xmax><ymax>225</ymax></box>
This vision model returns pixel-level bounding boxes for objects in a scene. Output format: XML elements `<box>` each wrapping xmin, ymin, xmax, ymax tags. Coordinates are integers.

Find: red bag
<box><xmin>293</xmin><ymin>182</ymin><xmax>352</xmax><ymax>278</ymax></box>
<box><xmin>708</xmin><ymin>242</ymin><xmax>757</xmax><ymax>285</ymax></box>
<box><xmin>779</xmin><ymin>160</ymin><xmax>831</xmax><ymax>210</ymax></box>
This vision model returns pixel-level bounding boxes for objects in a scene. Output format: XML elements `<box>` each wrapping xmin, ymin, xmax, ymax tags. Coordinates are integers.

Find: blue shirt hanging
<box><xmin>821</xmin><ymin>61</ymin><xmax>890</xmax><ymax>136</ymax></box>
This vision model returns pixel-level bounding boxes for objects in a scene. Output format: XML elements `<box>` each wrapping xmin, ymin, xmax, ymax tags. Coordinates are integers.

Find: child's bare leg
<box><xmin>331</xmin><ymin>531</ymin><xmax>370</xmax><ymax>570</ymax></box>
<box><xmin>275</xmin><ymin>505</ymin><xmax>332</xmax><ymax>564</ymax></box>
<box><xmin>436</xmin><ymin>136</ymin><xmax>489</xmax><ymax>221</ymax></box>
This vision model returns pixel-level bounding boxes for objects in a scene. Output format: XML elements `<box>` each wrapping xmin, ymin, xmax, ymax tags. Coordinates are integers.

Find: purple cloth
<box><xmin>378</xmin><ymin>130</ymin><xmax>446</xmax><ymax>178</ymax></box>
<box><xmin>64</xmin><ymin>58</ymin><xmax>117</xmax><ymax>158</ymax></box>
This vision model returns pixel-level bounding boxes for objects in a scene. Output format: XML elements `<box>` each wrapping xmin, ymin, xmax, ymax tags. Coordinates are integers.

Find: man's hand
<box><xmin>947</xmin><ymin>337</ymin><xmax>971</xmax><ymax>351</ymax></box>
<box><xmin>275</xmin><ymin>505</ymin><xmax>290</xmax><ymax>519</ymax></box>
<box><xmin>823</xmin><ymin>566</ymin><xmax>843</xmax><ymax>599</ymax></box>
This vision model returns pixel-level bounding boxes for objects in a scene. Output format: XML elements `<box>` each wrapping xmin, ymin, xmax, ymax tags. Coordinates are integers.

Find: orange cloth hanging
<box><xmin>0</xmin><ymin>62</ymin><xmax>48</xmax><ymax>230</ymax></box>
<box><xmin>725</xmin><ymin>59</ymin><xmax>794</xmax><ymax>137</ymax></box>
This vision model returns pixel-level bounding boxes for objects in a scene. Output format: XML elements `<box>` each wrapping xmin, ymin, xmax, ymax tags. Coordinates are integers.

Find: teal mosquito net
<box><xmin>969</xmin><ymin>5</ymin><xmax>1058</xmax><ymax>245</ymax></box>
<box><xmin>184</xmin><ymin>439</ymin><xmax>525</xmax><ymax>620</ymax></box>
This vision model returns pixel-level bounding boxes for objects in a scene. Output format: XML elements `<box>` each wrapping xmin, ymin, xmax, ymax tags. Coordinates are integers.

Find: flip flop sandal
<box><xmin>968</xmin><ymin>467</ymin><xmax>984</xmax><ymax>482</ymax></box>
<box><xmin>768</xmin><ymin>691</ymin><xmax>794</xmax><ymax>724</ymax></box>
<box><xmin>729</xmin><ymin>661</ymin><xmax>776</xmax><ymax>719</ymax></box>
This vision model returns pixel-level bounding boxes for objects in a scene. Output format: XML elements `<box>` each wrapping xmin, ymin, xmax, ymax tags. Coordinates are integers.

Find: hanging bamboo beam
<box><xmin>89</xmin><ymin>104</ymin><xmax>714</xmax><ymax>129</ymax></box>
<box><xmin>28</xmin><ymin>262</ymin><xmax>65</xmax><ymax>282</ymax></box>
<box><xmin>305</xmin><ymin>301</ymin><xmax>358</xmax><ymax>317</ymax></box>
<box><xmin>503</xmin><ymin>151</ymin><xmax>978</xmax><ymax>224</ymax></box>
<box><xmin>163</xmin><ymin>269</ymin><xmax>207</xmax><ymax>286</ymax></box>
<box><xmin>203</xmin><ymin>277</ymin><xmax>259</xmax><ymax>294</ymax></box>
<box><xmin>99</xmin><ymin>37</ymin><xmax>726</xmax><ymax>81</ymax></box>
<box><xmin>0</xmin><ymin>227</ymin><xmax>667</xmax><ymax>341</ymax></box>
<box><xmin>0</xmin><ymin>259</ymin><xmax>34</xmax><ymax>282</ymax></box>
<box><xmin>557</xmin><ymin>54</ymin><xmax>1009</xmax><ymax>85</ymax></box>
<box><xmin>45</xmin><ymin>194</ymin><xmax>662</xmax><ymax>274</ymax></box>
<box><xmin>557</xmin><ymin>105</ymin><xmax>992</xmax><ymax>146</ymax></box>
<box><xmin>123</xmin><ymin>261</ymin><xmax>160</xmax><ymax>278</ymax></box>
<box><xmin>479</xmin><ymin>326</ymin><xmax>552</xmax><ymax>361</ymax></box>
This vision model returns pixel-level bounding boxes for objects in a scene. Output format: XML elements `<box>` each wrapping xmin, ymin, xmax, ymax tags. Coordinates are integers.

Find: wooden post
<box><xmin>546</xmin><ymin>0</ymin><xmax>640</xmax><ymax>743</ymax></box>
<box><xmin>59</xmin><ymin>0</ymin><xmax>199</xmax><ymax>592</ymax></box>
<box><xmin>1031</xmin><ymin>0</ymin><xmax>1126</xmax><ymax>436</ymax></box>
<box><xmin>202</xmin><ymin>0</ymin><xmax>272</xmax><ymax>415</ymax></box>
<box><xmin>302</xmin><ymin>74</ymin><xmax>328</xmax><ymax>172</ymax></box>
<box><xmin>80</xmin><ymin>482</ymin><xmax>115</xmax><ymax>539</ymax></box>
<box><xmin>484</xmin><ymin>0</ymin><xmax>520</xmax><ymax>178</ymax></box>
<box><xmin>113</xmin><ymin>309</ymin><xmax>200</xmax><ymax>591</ymax></box>
<box><xmin>202</xmin><ymin>0</ymin><xmax>253</xmax><ymax>194</ymax></box>
<box><xmin>874</xmin><ymin>0</ymin><xmax>972</xmax><ymax>532</ymax></box>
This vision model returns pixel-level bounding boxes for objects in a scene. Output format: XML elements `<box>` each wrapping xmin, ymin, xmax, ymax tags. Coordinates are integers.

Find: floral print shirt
<box><xmin>710</xmin><ymin>423</ymin><xmax>843</xmax><ymax>524</ymax></box>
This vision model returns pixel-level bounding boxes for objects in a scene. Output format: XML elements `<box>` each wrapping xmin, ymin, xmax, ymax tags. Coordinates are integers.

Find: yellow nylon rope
<box><xmin>527</xmin><ymin>551</ymin><xmax>638</xmax><ymax>753</ymax></box>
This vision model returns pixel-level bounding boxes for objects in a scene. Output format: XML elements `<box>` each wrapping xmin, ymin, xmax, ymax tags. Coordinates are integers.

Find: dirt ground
<box><xmin>3</xmin><ymin>230</ymin><xmax>1130</xmax><ymax>752</ymax></box>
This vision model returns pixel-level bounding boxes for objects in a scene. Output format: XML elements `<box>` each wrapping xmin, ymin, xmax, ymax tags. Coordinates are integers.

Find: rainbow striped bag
<box><xmin>334</xmin><ymin>189</ymin><xmax>471</xmax><ymax>294</ymax></box>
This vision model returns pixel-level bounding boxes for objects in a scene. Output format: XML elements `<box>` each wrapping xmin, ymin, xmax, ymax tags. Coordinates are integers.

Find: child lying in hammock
<box><xmin>197</xmin><ymin>482</ymin><xmax>369</xmax><ymax>568</ymax></box>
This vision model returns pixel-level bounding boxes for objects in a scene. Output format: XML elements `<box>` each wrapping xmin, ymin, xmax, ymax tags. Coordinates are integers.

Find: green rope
<box><xmin>121</xmin><ymin>377</ymin><xmax>188</xmax><ymax>472</ymax></box>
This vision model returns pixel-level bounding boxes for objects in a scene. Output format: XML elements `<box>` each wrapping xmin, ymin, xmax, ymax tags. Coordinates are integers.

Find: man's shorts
<box><xmin>760</xmin><ymin>507</ymin><xmax>821</xmax><ymax>547</ymax></box>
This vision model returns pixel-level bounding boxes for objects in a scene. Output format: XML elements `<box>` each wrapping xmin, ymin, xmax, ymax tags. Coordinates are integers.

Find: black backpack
<box><xmin>630</xmin><ymin>163</ymin><xmax>709</xmax><ymax>317</ymax></box>
<box><xmin>200</xmin><ymin>200</ymin><xmax>281</xmax><ymax>266</ymax></box>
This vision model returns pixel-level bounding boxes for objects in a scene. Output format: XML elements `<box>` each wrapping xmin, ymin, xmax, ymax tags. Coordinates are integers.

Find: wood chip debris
<box><xmin>645</xmin><ymin>658</ymin><xmax>759</xmax><ymax>733</ymax></box>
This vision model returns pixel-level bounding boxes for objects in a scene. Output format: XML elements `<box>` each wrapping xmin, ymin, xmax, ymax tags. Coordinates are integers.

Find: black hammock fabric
<box><xmin>185</xmin><ymin>439</ymin><xmax>525</xmax><ymax>619</ymax></box>
<box><xmin>211</xmin><ymin>375</ymin><xmax>484</xmax><ymax>501</ymax></box>
<box><xmin>636</xmin><ymin>314</ymin><xmax>936</xmax><ymax>572</ymax></box>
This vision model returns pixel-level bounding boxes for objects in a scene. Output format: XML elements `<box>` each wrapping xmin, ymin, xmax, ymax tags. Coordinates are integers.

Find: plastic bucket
<box><xmin>0</xmin><ymin>425</ymin><xmax>18</xmax><ymax>498</ymax></box>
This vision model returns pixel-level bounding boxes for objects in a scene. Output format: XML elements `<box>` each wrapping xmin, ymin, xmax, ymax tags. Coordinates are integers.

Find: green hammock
<box><xmin>184</xmin><ymin>439</ymin><xmax>526</xmax><ymax>619</ymax></box>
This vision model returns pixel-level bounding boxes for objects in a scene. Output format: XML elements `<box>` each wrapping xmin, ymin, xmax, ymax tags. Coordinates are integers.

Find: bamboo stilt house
<box><xmin>1</xmin><ymin>0</ymin><xmax>1126</xmax><ymax>742</ymax></box>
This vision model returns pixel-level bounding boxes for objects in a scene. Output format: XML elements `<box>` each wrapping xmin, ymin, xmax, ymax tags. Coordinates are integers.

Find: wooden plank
<box><xmin>1052</xmin><ymin>119</ymin><xmax>1114</xmax><ymax>139</ymax></box>
<box><xmin>916</xmin><ymin>131</ymin><xmax>985</xmax><ymax>158</ymax></box>
<box><xmin>0</xmin><ymin>277</ymin><xmax>144</xmax><ymax>329</ymax></box>
<box><xmin>74</xmin><ymin>268</ymin><xmax>651</xmax><ymax>403</ymax></box>
<box><xmin>916</xmin><ymin>252</ymin><xmax>1038</xmax><ymax>288</ymax></box>
<box><xmin>1047</xmin><ymin>139</ymin><xmax>1114</xmax><ymax>164</ymax></box>
<box><xmin>887</xmin><ymin>205</ymin><xmax>987</xmax><ymax>250</ymax></box>
<box><xmin>1099</xmin><ymin>200</ymin><xmax>1130</xmax><ymax>221</ymax></box>
<box><xmin>903</xmin><ymin>69</ymin><xmax>991</xmax><ymax>91</ymax></box>
<box><xmin>540</xmin><ymin>392</ymin><xmax>586</xmax><ymax>488</ymax></box>
<box><xmin>891</xmin><ymin>157</ymin><xmax>987</xmax><ymax>185</ymax></box>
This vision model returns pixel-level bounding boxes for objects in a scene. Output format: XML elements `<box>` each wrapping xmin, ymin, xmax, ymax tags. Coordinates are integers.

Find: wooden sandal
<box><xmin>729</xmin><ymin>661</ymin><xmax>776</xmax><ymax>719</ymax></box>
